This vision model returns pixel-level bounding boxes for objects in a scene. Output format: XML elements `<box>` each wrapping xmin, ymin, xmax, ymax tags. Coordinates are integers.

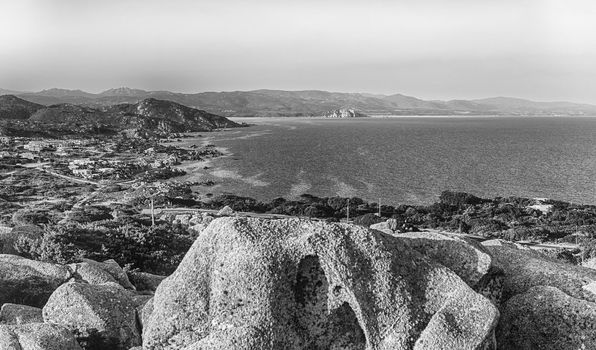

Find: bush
<box><xmin>353</xmin><ymin>213</ymin><xmax>384</xmax><ymax>227</ymax></box>
<box><xmin>439</xmin><ymin>191</ymin><xmax>484</xmax><ymax>207</ymax></box>
<box><xmin>16</xmin><ymin>219</ymin><xmax>195</xmax><ymax>274</ymax></box>
<box><xmin>12</xmin><ymin>209</ymin><xmax>52</xmax><ymax>226</ymax></box>
<box><xmin>67</xmin><ymin>206</ymin><xmax>113</xmax><ymax>223</ymax></box>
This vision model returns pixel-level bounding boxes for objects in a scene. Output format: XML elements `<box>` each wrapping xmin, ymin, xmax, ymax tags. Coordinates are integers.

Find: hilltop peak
<box><xmin>100</xmin><ymin>87</ymin><xmax>148</xmax><ymax>97</ymax></box>
<box><xmin>36</xmin><ymin>88</ymin><xmax>94</xmax><ymax>98</ymax></box>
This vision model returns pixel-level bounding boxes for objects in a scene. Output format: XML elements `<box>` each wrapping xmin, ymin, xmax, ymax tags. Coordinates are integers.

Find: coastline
<box><xmin>166</xmin><ymin>116</ymin><xmax>596</xmax><ymax>207</ymax></box>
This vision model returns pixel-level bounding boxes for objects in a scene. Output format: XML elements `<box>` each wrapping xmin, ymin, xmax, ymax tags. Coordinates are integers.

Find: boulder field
<box><xmin>1</xmin><ymin>217</ymin><xmax>596</xmax><ymax>349</ymax></box>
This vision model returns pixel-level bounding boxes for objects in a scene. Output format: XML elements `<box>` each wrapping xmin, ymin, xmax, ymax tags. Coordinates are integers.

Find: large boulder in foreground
<box><xmin>395</xmin><ymin>231</ymin><xmax>503</xmax><ymax>304</ymax></box>
<box><xmin>0</xmin><ymin>303</ymin><xmax>43</xmax><ymax>325</ymax></box>
<box><xmin>497</xmin><ymin>286</ymin><xmax>596</xmax><ymax>350</ymax></box>
<box><xmin>69</xmin><ymin>261</ymin><xmax>119</xmax><ymax>285</ymax></box>
<box><xmin>144</xmin><ymin>217</ymin><xmax>498</xmax><ymax>350</ymax></box>
<box><xmin>481</xmin><ymin>239</ymin><xmax>596</xmax><ymax>302</ymax></box>
<box><xmin>80</xmin><ymin>258</ymin><xmax>136</xmax><ymax>290</ymax></box>
<box><xmin>43</xmin><ymin>281</ymin><xmax>141</xmax><ymax>350</ymax></box>
<box><xmin>482</xmin><ymin>240</ymin><xmax>596</xmax><ymax>349</ymax></box>
<box><xmin>0</xmin><ymin>323</ymin><xmax>82</xmax><ymax>350</ymax></box>
<box><xmin>0</xmin><ymin>254</ymin><xmax>72</xmax><ymax>307</ymax></box>
<box><xmin>127</xmin><ymin>271</ymin><xmax>167</xmax><ymax>292</ymax></box>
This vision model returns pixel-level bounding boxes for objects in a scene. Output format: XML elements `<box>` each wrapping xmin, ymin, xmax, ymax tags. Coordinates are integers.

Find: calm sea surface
<box><xmin>192</xmin><ymin>117</ymin><xmax>596</xmax><ymax>206</ymax></box>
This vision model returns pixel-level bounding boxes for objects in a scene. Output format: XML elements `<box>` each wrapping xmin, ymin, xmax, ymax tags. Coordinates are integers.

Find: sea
<box><xmin>188</xmin><ymin>116</ymin><xmax>596</xmax><ymax>206</ymax></box>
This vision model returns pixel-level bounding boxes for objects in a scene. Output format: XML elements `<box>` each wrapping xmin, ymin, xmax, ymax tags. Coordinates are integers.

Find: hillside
<box><xmin>106</xmin><ymin>98</ymin><xmax>241</xmax><ymax>133</ymax></box>
<box><xmin>0</xmin><ymin>95</ymin><xmax>44</xmax><ymax>120</ymax></box>
<box><xmin>0</xmin><ymin>97</ymin><xmax>242</xmax><ymax>137</ymax></box>
<box><xmin>7</xmin><ymin>88</ymin><xmax>596</xmax><ymax>117</ymax></box>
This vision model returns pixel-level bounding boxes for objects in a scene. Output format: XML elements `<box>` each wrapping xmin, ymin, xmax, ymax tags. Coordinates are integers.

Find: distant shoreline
<box><xmin>226</xmin><ymin>114</ymin><xmax>596</xmax><ymax>123</ymax></box>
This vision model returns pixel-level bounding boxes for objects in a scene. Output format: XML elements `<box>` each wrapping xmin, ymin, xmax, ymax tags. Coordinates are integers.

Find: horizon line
<box><xmin>1</xmin><ymin>86</ymin><xmax>595</xmax><ymax>106</ymax></box>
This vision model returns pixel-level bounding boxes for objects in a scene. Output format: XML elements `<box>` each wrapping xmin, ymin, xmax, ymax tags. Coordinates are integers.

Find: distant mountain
<box><xmin>472</xmin><ymin>97</ymin><xmax>596</xmax><ymax>113</ymax></box>
<box><xmin>99</xmin><ymin>87</ymin><xmax>149</xmax><ymax>97</ymax></box>
<box><xmin>0</xmin><ymin>89</ymin><xmax>24</xmax><ymax>95</ymax></box>
<box><xmin>0</xmin><ymin>95</ymin><xmax>44</xmax><ymax>120</ymax></box>
<box><xmin>35</xmin><ymin>88</ymin><xmax>96</xmax><ymax>98</ymax></box>
<box><xmin>323</xmin><ymin>108</ymin><xmax>369</xmax><ymax>118</ymax></box>
<box><xmin>0</xmin><ymin>97</ymin><xmax>241</xmax><ymax>137</ymax></box>
<box><xmin>5</xmin><ymin>88</ymin><xmax>596</xmax><ymax>117</ymax></box>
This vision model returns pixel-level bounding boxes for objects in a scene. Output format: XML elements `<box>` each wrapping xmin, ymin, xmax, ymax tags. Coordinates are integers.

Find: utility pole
<box><xmin>378</xmin><ymin>198</ymin><xmax>381</xmax><ymax>217</ymax></box>
<box><xmin>346</xmin><ymin>198</ymin><xmax>350</xmax><ymax>222</ymax></box>
<box><xmin>150</xmin><ymin>196</ymin><xmax>155</xmax><ymax>226</ymax></box>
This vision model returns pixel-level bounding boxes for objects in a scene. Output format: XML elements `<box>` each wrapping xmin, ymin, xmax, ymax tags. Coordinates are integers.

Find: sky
<box><xmin>1</xmin><ymin>0</ymin><xmax>596</xmax><ymax>103</ymax></box>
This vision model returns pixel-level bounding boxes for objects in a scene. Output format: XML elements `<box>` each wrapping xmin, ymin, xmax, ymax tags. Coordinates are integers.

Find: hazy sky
<box><xmin>1</xmin><ymin>0</ymin><xmax>596</xmax><ymax>103</ymax></box>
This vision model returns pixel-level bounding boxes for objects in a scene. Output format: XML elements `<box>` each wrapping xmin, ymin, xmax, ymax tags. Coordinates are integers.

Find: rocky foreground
<box><xmin>2</xmin><ymin>217</ymin><xmax>596</xmax><ymax>349</ymax></box>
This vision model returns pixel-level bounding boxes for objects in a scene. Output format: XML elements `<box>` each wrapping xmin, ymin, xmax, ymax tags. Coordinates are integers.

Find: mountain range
<box><xmin>3</xmin><ymin>88</ymin><xmax>595</xmax><ymax>117</ymax></box>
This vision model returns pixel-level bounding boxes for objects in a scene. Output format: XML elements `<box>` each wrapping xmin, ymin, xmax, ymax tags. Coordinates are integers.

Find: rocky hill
<box><xmin>3</xmin><ymin>216</ymin><xmax>596</xmax><ymax>349</ymax></box>
<box><xmin>108</xmin><ymin>98</ymin><xmax>239</xmax><ymax>132</ymax></box>
<box><xmin>0</xmin><ymin>97</ymin><xmax>242</xmax><ymax>137</ymax></box>
<box><xmin>0</xmin><ymin>95</ymin><xmax>44</xmax><ymax>120</ymax></box>
<box><xmin>323</xmin><ymin>108</ymin><xmax>369</xmax><ymax>118</ymax></box>
<box><xmin>6</xmin><ymin>88</ymin><xmax>596</xmax><ymax>117</ymax></box>
<box><xmin>29</xmin><ymin>104</ymin><xmax>107</xmax><ymax>124</ymax></box>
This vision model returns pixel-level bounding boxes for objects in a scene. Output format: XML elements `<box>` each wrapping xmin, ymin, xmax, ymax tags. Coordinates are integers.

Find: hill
<box><xmin>0</xmin><ymin>97</ymin><xmax>242</xmax><ymax>137</ymax></box>
<box><xmin>0</xmin><ymin>95</ymin><xmax>44</xmax><ymax>120</ymax></box>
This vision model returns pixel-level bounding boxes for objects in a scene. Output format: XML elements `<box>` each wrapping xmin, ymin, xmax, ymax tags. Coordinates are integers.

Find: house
<box><xmin>19</xmin><ymin>152</ymin><xmax>39</xmax><ymax>160</ymax></box>
<box><xmin>55</xmin><ymin>145</ymin><xmax>74</xmax><ymax>156</ymax></box>
<box><xmin>98</xmin><ymin>167</ymin><xmax>115</xmax><ymax>174</ymax></box>
<box><xmin>24</xmin><ymin>141</ymin><xmax>50</xmax><ymax>152</ymax></box>
<box><xmin>72</xmin><ymin>168</ymin><xmax>95</xmax><ymax>178</ymax></box>
<box><xmin>69</xmin><ymin>159</ymin><xmax>96</xmax><ymax>168</ymax></box>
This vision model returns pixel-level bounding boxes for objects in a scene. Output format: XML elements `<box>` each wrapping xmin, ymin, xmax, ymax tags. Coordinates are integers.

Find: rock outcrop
<box><xmin>481</xmin><ymin>239</ymin><xmax>596</xmax><ymax>302</ymax></box>
<box><xmin>0</xmin><ymin>323</ymin><xmax>82</xmax><ymax>350</ymax></box>
<box><xmin>138</xmin><ymin>297</ymin><xmax>154</xmax><ymax>332</ymax></box>
<box><xmin>323</xmin><ymin>108</ymin><xmax>369</xmax><ymax>118</ymax></box>
<box><xmin>43</xmin><ymin>282</ymin><xmax>141</xmax><ymax>349</ymax></box>
<box><xmin>482</xmin><ymin>239</ymin><xmax>596</xmax><ymax>349</ymax></box>
<box><xmin>0</xmin><ymin>254</ymin><xmax>72</xmax><ymax>307</ymax></box>
<box><xmin>69</xmin><ymin>261</ymin><xmax>119</xmax><ymax>285</ymax></box>
<box><xmin>393</xmin><ymin>231</ymin><xmax>504</xmax><ymax>304</ymax></box>
<box><xmin>128</xmin><ymin>271</ymin><xmax>167</xmax><ymax>292</ymax></box>
<box><xmin>0</xmin><ymin>304</ymin><xmax>43</xmax><ymax>325</ymax></box>
<box><xmin>80</xmin><ymin>258</ymin><xmax>136</xmax><ymax>290</ymax></box>
<box><xmin>497</xmin><ymin>285</ymin><xmax>596</xmax><ymax>349</ymax></box>
<box><xmin>144</xmin><ymin>217</ymin><xmax>498</xmax><ymax>350</ymax></box>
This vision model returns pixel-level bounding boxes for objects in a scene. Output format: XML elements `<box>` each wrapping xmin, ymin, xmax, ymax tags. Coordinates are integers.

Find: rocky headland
<box><xmin>0</xmin><ymin>96</ymin><xmax>243</xmax><ymax>138</ymax></box>
<box><xmin>323</xmin><ymin>108</ymin><xmax>369</xmax><ymax>118</ymax></box>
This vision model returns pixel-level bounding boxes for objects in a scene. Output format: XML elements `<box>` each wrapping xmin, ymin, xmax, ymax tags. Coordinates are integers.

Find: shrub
<box><xmin>16</xmin><ymin>220</ymin><xmax>194</xmax><ymax>274</ymax></box>
<box><xmin>439</xmin><ymin>191</ymin><xmax>484</xmax><ymax>207</ymax></box>
<box><xmin>12</xmin><ymin>209</ymin><xmax>52</xmax><ymax>226</ymax></box>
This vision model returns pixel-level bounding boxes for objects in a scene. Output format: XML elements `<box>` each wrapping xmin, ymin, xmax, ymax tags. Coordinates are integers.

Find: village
<box><xmin>0</xmin><ymin>135</ymin><xmax>223</xmax><ymax>182</ymax></box>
